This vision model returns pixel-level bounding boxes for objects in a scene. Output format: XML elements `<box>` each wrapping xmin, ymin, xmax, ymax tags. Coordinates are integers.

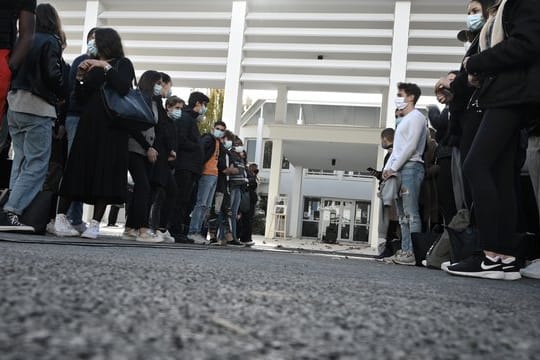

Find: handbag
<box><xmin>239</xmin><ymin>190</ymin><xmax>251</xmax><ymax>213</ymax></box>
<box><xmin>100</xmin><ymin>61</ymin><xmax>155</xmax><ymax>131</ymax></box>
<box><xmin>412</xmin><ymin>231</ymin><xmax>442</xmax><ymax>266</ymax></box>
<box><xmin>445</xmin><ymin>208</ymin><xmax>479</xmax><ymax>263</ymax></box>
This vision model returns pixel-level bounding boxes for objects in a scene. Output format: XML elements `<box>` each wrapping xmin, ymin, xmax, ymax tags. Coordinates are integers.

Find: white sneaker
<box><xmin>521</xmin><ymin>259</ymin><xmax>540</xmax><ymax>279</ymax></box>
<box><xmin>156</xmin><ymin>230</ymin><xmax>175</xmax><ymax>243</ymax></box>
<box><xmin>136</xmin><ymin>230</ymin><xmax>163</xmax><ymax>243</ymax></box>
<box><xmin>71</xmin><ymin>222</ymin><xmax>87</xmax><ymax>235</ymax></box>
<box><xmin>189</xmin><ymin>233</ymin><xmax>209</xmax><ymax>245</ymax></box>
<box><xmin>81</xmin><ymin>220</ymin><xmax>100</xmax><ymax>239</ymax></box>
<box><xmin>122</xmin><ymin>228</ymin><xmax>137</xmax><ymax>240</ymax></box>
<box><xmin>46</xmin><ymin>220</ymin><xmax>55</xmax><ymax>235</ymax></box>
<box><xmin>53</xmin><ymin>214</ymin><xmax>80</xmax><ymax>237</ymax></box>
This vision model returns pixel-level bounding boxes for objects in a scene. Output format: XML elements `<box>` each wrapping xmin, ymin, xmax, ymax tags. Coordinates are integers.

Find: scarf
<box><xmin>479</xmin><ymin>0</ymin><xmax>508</xmax><ymax>51</ymax></box>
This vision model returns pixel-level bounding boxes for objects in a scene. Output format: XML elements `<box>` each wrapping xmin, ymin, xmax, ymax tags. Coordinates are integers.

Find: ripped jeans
<box><xmin>396</xmin><ymin>161</ymin><xmax>424</xmax><ymax>252</ymax></box>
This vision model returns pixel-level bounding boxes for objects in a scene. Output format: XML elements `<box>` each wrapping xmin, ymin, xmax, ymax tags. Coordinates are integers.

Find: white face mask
<box><xmin>234</xmin><ymin>146</ymin><xmax>244</xmax><ymax>153</ymax></box>
<box><xmin>199</xmin><ymin>104</ymin><xmax>207</xmax><ymax>116</ymax></box>
<box><xmin>394</xmin><ymin>97</ymin><xmax>408</xmax><ymax>111</ymax></box>
<box><xmin>224</xmin><ymin>140</ymin><xmax>233</xmax><ymax>150</ymax></box>
<box><xmin>87</xmin><ymin>39</ymin><xmax>97</xmax><ymax>56</ymax></box>
<box><xmin>213</xmin><ymin>129</ymin><xmax>224</xmax><ymax>138</ymax></box>
<box><xmin>170</xmin><ymin>109</ymin><xmax>182</xmax><ymax>120</ymax></box>
<box><xmin>153</xmin><ymin>84</ymin><xmax>163</xmax><ymax>96</ymax></box>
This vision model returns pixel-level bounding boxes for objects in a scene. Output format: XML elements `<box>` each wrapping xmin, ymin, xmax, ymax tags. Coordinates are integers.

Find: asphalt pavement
<box><xmin>1</xmin><ymin>237</ymin><xmax>539</xmax><ymax>360</ymax></box>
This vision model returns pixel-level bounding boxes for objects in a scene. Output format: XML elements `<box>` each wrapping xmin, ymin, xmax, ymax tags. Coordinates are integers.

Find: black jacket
<box><xmin>200</xmin><ymin>132</ymin><xmax>220</xmax><ymax>165</ymax></box>
<box><xmin>466</xmin><ymin>0</ymin><xmax>540</xmax><ymax>108</ymax></box>
<box><xmin>10</xmin><ymin>32</ymin><xmax>64</xmax><ymax>105</ymax></box>
<box><xmin>174</xmin><ymin>107</ymin><xmax>203</xmax><ymax>174</ymax></box>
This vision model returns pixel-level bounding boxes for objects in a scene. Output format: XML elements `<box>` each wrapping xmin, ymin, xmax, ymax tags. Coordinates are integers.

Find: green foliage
<box><xmin>197</xmin><ymin>88</ymin><xmax>225</xmax><ymax>134</ymax></box>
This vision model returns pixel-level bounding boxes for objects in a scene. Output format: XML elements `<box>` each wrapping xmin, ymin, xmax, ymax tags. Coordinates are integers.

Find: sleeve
<box><xmin>467</xmin><ymin>2</ymin><xmax>540</xmax><ymax>75</ymax></box>
<box><xmin>43</xmin><ymin>39</ymin><xmax>64</xmax><ymax>100</ymax></box>
<box><xmin>176</xmin><ymin>119</ymin><xmax>201</xmax><ymax>151</ymax></box>
<box><xmin>129</xmin><ymin>130</ymin><xmax>151</xmax><ymax>151</ymax></box>
<box><xmin>21</xmin><ymin>0</ymin><xmax>37</xmax><ymax>12</ymax></box>
<box><xmin>104</xmin><ymin>57</ymin><xmax>134</xmax><ymax>97</ymax></box>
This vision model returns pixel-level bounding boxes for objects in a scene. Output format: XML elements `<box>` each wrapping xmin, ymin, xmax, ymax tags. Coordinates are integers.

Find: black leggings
<box><xmin>463</xmin><ymin>106</ymin><xmax>523</xmax><ymax>256</ymax></box>
<box><xmin>126</xmin><ymin>153</ymin><xmax>152</xmax><ymax>229</ymax></box>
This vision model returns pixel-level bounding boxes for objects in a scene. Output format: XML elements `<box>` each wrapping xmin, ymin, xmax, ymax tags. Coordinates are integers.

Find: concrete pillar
<box><xmin>368</xmin><ymin>0</ymin><xmax>411</xmax><ymax>249</ymax></box>
<box><xmin>383</xmin><ymin>1</ymin><xmax>411</xmax><ymax>129</ymax></box>
<box><xmin>368</xmin><ymin>147</ymin><xmax>385</xmax><ymax>249</ymax></box>
<box><xmin>222</xmin><ymin>1</ymin><xmax>247</xmax><ymax>134</ymax></box>
<box><xmin>274</xmin><ymin>86</ymin><xmax>288</xmax><ymax>124</ymax></box>
<box><xmin>82</xmin><ymin>1</ymin><xmax>101</xmax><ymax>53</ymax></box>
<box><xmin>254</xmin><ymin>104</ymin><xmax>265</xmax><ymax>167</ymax></box>
<box><xmin>289</xmin><ymin>165</ymin><xmax>304</xmax><ymax>238</ymax></box>
<box><xmin>264</xmin><ymin>139</ymin><xmax>283</xmax><ymax>238</ymax></box>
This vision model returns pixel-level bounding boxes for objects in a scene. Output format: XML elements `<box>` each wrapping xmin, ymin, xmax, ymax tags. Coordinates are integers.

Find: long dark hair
<box><xmin>94</xmin><ymin>28</ymin><xmax>125</xmax><ymax>59</ymax></box>
<box><xmin>138</xmin><ymin>70</ymin><xmax>162</xmax><ymax>96</ymax></box>
<box><xmin>35</xmin><ymin>3</ymin><xmax>62</xmax><ymax>37</ymax></box>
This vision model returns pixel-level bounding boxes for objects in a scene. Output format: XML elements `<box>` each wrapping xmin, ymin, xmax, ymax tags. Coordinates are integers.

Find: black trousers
<box><xmin>239</xmin><ymin>192</ymin><xmax>257</xmax><ymax>242</ymax></box>
<box><xmin>436</xmin><ymin>155</ymin><xmax>456</xmax><ymax>224</ymax></box>
<box><xmin>170</xmin><ymin>169</ymin><xmax>198</xmax><ymax>236</ymax></box>
<box><xmin>149</xmin><ymin>170</ymin><xmax>177</xmax><ymax>231</ymax></box>
<box><xmin>459</xmin><ymin>109</ymin><xmax>483</xmax><ymax>208</ymax></box>
<box><xmin>463</xmin><ymin>106</ymin><xmax>523</xmax><ymax>256</ymax></box>
<box><xmin>126</xmin><ymin>153</ymin><xmax>152</xmax><ymax>229</ymax></box>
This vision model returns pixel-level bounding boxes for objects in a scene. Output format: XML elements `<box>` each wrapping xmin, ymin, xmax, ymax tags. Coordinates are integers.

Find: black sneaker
<box><xmin>227</xmin><ymin>239</ymin><xmax>244</xmax><ymax>246</ymax></box>
<box><xmin>375</xmin><ymin>244</ymin><xmax>394</xmax><ymax>261</ymax></box>
<box><xmin>174</xmin><ymin>234</ymin><xmax>194</xmax><ymax>244</ymax></box>
<box><xmin>0</xmin><ymin>212</ymin><xmax>35</xmax><ymax>232</ymax></box>
<box><xmin>501</xmin><ymin>257</ymin><xmax>521</xmax><ymax>281</ymax></box>
<box><xmin>241</xmin><ymin>239</ymin><xmax>255</xmax><ymax>247</ymax></box>
<box><xmin>445</xmin><ymin>253</ymin><xmax>505</xmax><ymax>280</ymax></box>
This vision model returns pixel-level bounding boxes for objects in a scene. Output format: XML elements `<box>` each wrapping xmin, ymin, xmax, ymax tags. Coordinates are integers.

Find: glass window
<box><xmin>246</xmin><ymin>139</ymin><xmax>256</xmax><ymax>163</ymax></box>
<box><xmin>262</xmin><ymin>140</ymin><xmax>290</xmax><ymax>170</ymax></box>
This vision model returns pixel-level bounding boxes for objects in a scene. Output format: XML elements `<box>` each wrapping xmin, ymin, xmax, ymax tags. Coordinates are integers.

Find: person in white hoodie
<box><xmin>382</xmin><ymin>82</ymin><xmax>427</xmax><ymax>265</ymax></box>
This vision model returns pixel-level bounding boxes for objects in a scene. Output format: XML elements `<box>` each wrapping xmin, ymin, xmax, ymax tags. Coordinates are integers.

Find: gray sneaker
<box><xmin>393</xmin><ymin>250</ymin><xmax>416</xmax><ymax>266</ymax></box>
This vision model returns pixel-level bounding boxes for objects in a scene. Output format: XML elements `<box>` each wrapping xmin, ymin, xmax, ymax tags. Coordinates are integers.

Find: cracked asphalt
<box><xmin>1</xmin><ymin>240</ymin><xmax>539</xmax><ymax>360</ymax></box>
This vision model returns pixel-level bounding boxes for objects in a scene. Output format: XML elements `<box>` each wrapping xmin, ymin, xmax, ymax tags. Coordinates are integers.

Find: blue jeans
<box><xmin>230</xmin><ymin>186</ymin><xmax>242</xmax><ymax>241</ymax></box>
<box><xmin>396</xmin><ymin>161</ymin><xmax>424</xmax><ymax>252</ymax></box>
<box><xmin>4</xmin><ymin>110</ymin><xmax>52</xmax><ymax>215</ymax></box>
<box><xmin>188</xmin><ymin>175</ymin><xmax>217</xmax><ymax>234</ymax></box>
<box><xmin>65</xmin><ymin>114</ymin><xmax>83</xmax><ymax>225</ymax></box>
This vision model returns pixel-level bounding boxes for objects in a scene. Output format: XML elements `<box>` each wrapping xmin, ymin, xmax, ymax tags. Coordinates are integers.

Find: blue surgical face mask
<box><xmin>395</xmin><ymin>116</ymin><xmax>404</xmax><ymax>127</ymax></box>
<box><xmin>467</xmin><ymin>14</ymin><xmax>485</xmax><ymax>32</ymax></box>
<box><xmin>224</xmin><ymin>140</ymin><xmax>233</xmax><ymax>150</ymax></box>
<box><xmin>170</xmin><ymin>109</ymin><xmax>182</xmax><ymax>120</ymax></box>
<box><xmin>87</xmin><ymin>39</ymin><xmax>97</xmax><ymax>57</ymax></box>
<box><xmin>166</xmin><ymin>89</ymin><xmax>172</xmax><ymax>97</ymax></box>
<box><xmin>153</xmin><ymin>84</ymin><xmax>163</xmax><ymax>96</ymax></box>
<box><xmin>213</xmin><ymin>129</ymin><xmax>224</xmax><ymax>138</ymax></box>
<box><xmin>199</xmin><ymin>104</ymin><xmax>207</xmax><ymax>116</ymax></box>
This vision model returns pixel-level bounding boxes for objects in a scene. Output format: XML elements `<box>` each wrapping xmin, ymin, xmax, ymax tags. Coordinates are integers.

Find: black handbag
<box><xmin>101</xmin><ymin>86</ymin><xmax>155</xmax><ymax>131</ymax></box>
<box><xmin>412</xmin><ymin>231</ymin><xmax>442</xmax><ymax>266</ymax></box>
<box><xmin>446</xmin><ymin>226</ymin><xmax>479</xmax><ymax>263</ymax></box>
<box><xmin>100</xmin><ymin>62</ymin><xmax>155</xmax><ymax>131</ymax></box>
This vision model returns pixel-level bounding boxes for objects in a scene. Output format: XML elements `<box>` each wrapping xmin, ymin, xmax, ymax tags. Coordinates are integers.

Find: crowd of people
<box><xmin>370</xmin><ymin>0</ymin><xmax>540</xmax><ymax>281</ymax></box>
<box><xmin>0</xmin><ymin>1</ymin><xmax>539</xmax><ymax>279</ymax></box>
<box><xmin>0</xmin><ymin>2</ymin><xmax>259</xmax><ymax>246</ymax></box>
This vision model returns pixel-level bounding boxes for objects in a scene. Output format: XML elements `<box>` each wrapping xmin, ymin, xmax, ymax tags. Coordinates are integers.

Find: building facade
<box><xmin>45</xmin><ymin>0</ymin><xmax>468</xmax><ymax>247</ymax></box>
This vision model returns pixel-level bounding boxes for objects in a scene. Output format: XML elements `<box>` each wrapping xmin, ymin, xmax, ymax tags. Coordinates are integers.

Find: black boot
<box><xmin>375</xmin><ymin>242</ymin><xmax>394</xmax><ymax>260</ymax></box>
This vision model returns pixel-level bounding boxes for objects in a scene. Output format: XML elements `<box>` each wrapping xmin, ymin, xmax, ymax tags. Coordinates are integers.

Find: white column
<box><xmin>289</xmin><ymin>165</ymin><xmax>304</xmax><ymax>238</ymax></box>
<box><xmin>264</xmin><ymin>139</ymin><xmax>283</xmax><ymax>238</ymax></box>
<box><xmin>222</xmin><ymin>1</ymin><xmax>247</xmax><ymax>134</ymax></box>
<box><xmin>368</xmin><ymin>147</ymin><xmax>385</xmax><ymax>249</ymax></box>
<box><xmin>383</xmin><ymin>1</ymin><xmax>411</xmax><ymax>129</ymax></box>
<box><xmin>81</xmin><ymin>1</ymin><xmax>101</xmax><ymax>53</ymax></box>
<box><xmin>274</xmin><ymin>86</ymin><xmax>288</xmax><ymax>124</ymax></box>
<box><xmin>254</xmin><ymin>104</ymin><xmax>265</xmax><ymax>166</ymax></box>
